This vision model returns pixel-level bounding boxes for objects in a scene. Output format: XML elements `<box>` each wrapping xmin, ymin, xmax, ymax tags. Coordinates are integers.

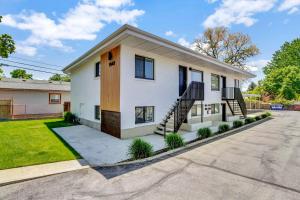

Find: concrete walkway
<box><xmin>1</xmin><ymin>111</ymin><xmax>299</xmax><ymax>200</ymax></box>
<box><xmin>54</xmin><ymin>125</ymin><xmax>201</xmax><ymax>166</ymax></box>
<box><xmin>0</xmin><ymin>159</ymin><xmax>89</xmax><ymax>186</ymax></box>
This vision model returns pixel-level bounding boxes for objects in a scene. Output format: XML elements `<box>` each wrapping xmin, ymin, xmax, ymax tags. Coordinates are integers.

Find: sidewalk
<box><xmin>0</xmin><ymin>159</ymin><xmax>89</xmax><ymax>186</ymax></box>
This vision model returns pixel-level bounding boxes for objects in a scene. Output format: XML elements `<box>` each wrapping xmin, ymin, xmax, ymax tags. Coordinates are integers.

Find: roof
<box><xmin>63</xmin><ymin>24</ymin><xmax>255</xmax><ymax>78</ymax></box>
<box><xmin>0</xmin><ymin>78</ymin><xmax>70</xmax><ymax>91</ymax></box>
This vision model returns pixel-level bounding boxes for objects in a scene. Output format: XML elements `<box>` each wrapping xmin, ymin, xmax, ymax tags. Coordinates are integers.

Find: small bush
<box><xmin>261</xmin><ymin>113</ymin><xmax>268</xmax><ymax>118</ymax></box>
<box><xmin>197</xmin><ymin>128</ymin><xmax>212</xmax><ymax>139</ymax></box>
<box><xmin>165</xmin><ymin>133</ymin><xmax>185</xmax><ymax>149</ymax></box>
<box><xmin>218</xmin><ymin>124</ymin><xmax>230</xmax><ymax>133</ymax></box>
<box><xmin>255</xmin><ymin>115</ymin><xmax>261</xmax><ymax>121</ymax></box>
<box><xmin>128</xmin><ymin>138</ymin><xmax>153</xmax><ymax>160</ymax></box>
<box><xmin>265</xmin><ymin>112</ymin><xmax>272</xmax><ymax>117</ymax></box>
<box><xmin>64</xmin><ymin>112</ymin><xmax>76</xmax><ymax>123</ymax></box>
<box><xmin>245</xmin><ymin>117</ymin><xmax>256</xmax><ymax>124</ymax></box>
<box><xmin>233</xmin><ymin>120</ymin><xmax>244</xmax><ymax>128</ymax></box>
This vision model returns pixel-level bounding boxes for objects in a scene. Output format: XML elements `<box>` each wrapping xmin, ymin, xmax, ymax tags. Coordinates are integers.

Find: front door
<box><xmin>221</xmin><ymin>76</ymin><xmax>227</xmax><ymax>88</ymax></box>
<box><xmin>222</xmin><ymin>103</ymin><xmax>226</xmax><ymax>121</ymax></box>
<box><xmin>179</xmin><ymin>66</ymin><xmax>187</xmax><ymax>96</ymax></box>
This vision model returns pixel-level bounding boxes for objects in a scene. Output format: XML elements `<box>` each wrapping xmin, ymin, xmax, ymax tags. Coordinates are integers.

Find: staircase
<box><xmin>222</xmin><ymin>87</ymin><xmax>247</xmax><ymax>118</ymax></box>
<box><xmin>154</xmin><ymin>81</ymin><xmax>204</xmax><ymax>137</ymax></box>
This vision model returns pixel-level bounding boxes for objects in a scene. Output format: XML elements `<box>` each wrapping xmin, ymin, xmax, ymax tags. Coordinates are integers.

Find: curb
<box><xmin>0</xmin><ymin>159</ymin><xmax>90</xmax><ymax>187</ymax></box>
<box><xmin>95</xmin><ymin>116</ymin><xmax>272</xmax><ymax>168</ymax></box>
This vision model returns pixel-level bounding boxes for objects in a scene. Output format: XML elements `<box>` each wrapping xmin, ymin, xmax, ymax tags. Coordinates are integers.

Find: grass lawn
<box><xmin>0</xmin><ymin>118</ymin><xmax>80</xmax><ymax>170</ymax></box>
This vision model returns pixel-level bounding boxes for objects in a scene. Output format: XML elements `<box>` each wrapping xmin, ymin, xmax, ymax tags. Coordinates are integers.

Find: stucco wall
<box><xmin>0</xmin><ymin>90</ymin><xmax>70</xmax><ymax>115</ymax></box>
<box><xmin>70</xmin><ymin>54</ymin><xmax>100</xmax><ymax>124</ymax></box>
<box><xmin>120</xmin><ymin>44</ymin><xmax>243</xmax><ymax>130</ymax></box>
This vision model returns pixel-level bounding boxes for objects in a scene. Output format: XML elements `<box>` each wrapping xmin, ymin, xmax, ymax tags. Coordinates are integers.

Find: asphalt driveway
<box><xmin>1</xmin><ymin>111</ymin><xmax>300</xmax><ymax>200</ymax></box>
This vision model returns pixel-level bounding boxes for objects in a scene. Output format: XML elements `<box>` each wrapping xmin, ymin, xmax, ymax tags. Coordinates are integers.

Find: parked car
<box><xmin>270</xmin><ymin>104</ymin><xmax>284</xmax><ymax>110</ymax></box>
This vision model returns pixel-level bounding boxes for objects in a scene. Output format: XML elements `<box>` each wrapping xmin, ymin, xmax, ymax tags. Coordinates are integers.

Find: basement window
<box><xmin>135</xmin><ymin>106</ymin><xmax>154</xmax><ymax>124</ymax></box>
<box><xmin>95</xmin><ymin>105</ymin><xmax>100</xmax><ymax>120</ymax></box>
<box><xmin>135</xmin><ymin>55</ymin><xmax>154</xmax><ymax>80</ymax></box>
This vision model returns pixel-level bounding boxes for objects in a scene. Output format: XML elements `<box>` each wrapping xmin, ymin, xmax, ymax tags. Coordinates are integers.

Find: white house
<box><xmin>0</xmin><ymin>78</ymin><xmax>70</xmax><ymax>119</ymax></box>
<box><xmin>64</xmin><ymin>25</ymin><xmax>255</xmax><ymax>139</ymax></box>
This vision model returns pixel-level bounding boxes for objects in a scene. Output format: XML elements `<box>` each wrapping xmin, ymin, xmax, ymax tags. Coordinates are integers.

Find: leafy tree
<box><xmin>264</xmin><ymin>38</ymin><xmax>300</xmax><ymax>74</ymax></box>
<box><xmin>10</xmin><ymin>69</ymin><xmax>33</xmax><ymax>79</ymax></box>
<box><xmin>194</xmin><ymin>27</ymin><xmax>259</xmax><ymax>69</ymax></box>
<box><xmin>247</xmin><ymin>82</ymin><xmax>257</xmax><ymax>91</ymax></box>
<box><xmin>49</xmin><ymin>74</ymin><xmax>71</xmax><ymax>82</ymax></box>
<box><xmin>0</xmin><ymin>16</ymin><xmax>16</xmax><ymax>77</ymax></box>
<box><xmin>262</xmin><ymin>66</ymin><xmax>300</xmax><ymax>100</ymax></box>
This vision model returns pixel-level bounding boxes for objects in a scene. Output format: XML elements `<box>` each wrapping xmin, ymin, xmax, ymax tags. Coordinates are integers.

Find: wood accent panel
<box><xmin>100</xmin><ymin>46</ymin><xmax>120</xmax><ymax>112</ymax></box>
<box><xmin>101</xmin><ymin>110</ymin><xmax>121</xmax><ymax>138</ymax></box>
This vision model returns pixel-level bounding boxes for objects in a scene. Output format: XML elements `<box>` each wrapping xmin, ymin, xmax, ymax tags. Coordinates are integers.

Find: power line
<box><xmin>0</xmin><ymin>63</ymin><xmax>65</xmax><ymax>75</ymax></box>
<box><xmin>0</xmin><ymin>59</ymin><xmax>63</xmax><ymax>72</ymax></box>
<box><xmin>9</xmin><ymin>56</ymin><xmax>63</xmax><ymax>68</ymax></box>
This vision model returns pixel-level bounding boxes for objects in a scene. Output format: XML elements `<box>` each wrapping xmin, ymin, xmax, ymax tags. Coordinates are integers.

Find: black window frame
<box><xmin>135</xmin><ymin>55</ymin><xmax>154</xmax><ymax>80</ymax></box>
<box><xmin>211</xmin><ymin>74</ymin><xmax>220</xmax><ymax>91</ymax></box>
<box><xmin>95</xmin><ymin>62</ymin><xmax>100</xmax><ymax>77</ymax></box>
<box><xmin>190</xmin><ymin>68</ymin><xmax>204</xmax><ymax>82</ymax></box>
<box><xmin>94</xmin><ymin>105</ymin><xmax>100</xmax><ymax>120</ymax></box>
<box><xmin>191</xmin><ymin>104</ymin><xmax>202</xmax><ymax>117</ymax></box>
<box><xmin>234</xmin><ymin>79</ymin><xmax>240</xmax><ymax>88</ymax></box>
<box><xmin>211</xmin><ymin>104</ymin><xmax>220</xmax><ymax>114</ymax></box>
<box><xmin>135</xmin><ymin>106</ymin><xmax>155</xmax><ymax>124</ymax></box>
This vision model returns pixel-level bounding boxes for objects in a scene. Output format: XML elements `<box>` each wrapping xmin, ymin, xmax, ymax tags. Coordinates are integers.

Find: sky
<box><xmin>0</xmin><ymin>0</ymin><xmax>300</xmax><ymax>88</ymax></box>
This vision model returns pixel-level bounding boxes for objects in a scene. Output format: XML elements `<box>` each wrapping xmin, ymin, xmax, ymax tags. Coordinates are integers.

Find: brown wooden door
<box><xmin>0</xmin><ymin>100</ymin><xmax>12</xmax><ymax>119</ymax></box>
<box><xmin>64</xmin><ymin>102</ymin><xmax>71</xmax><ymax>112</ymax></box>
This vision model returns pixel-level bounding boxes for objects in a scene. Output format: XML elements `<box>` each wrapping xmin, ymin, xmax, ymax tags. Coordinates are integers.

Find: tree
<box><xmin>49</xmin><ymin>74</ymin><xmax>71</xmax><ymax>82</ymax></box>
<box><xmin>10</xmin><ymin>69</ymin><xmax>33</xmax><ymax>79</ymax></box>
<box><xmin>0</xmin><ymin>16</ymin><xmax>16</xmax><ymax>77</ymax></box>
<box><xmin>247</xmin><ymin>82</ymin><xmax>257</xmax><ymax>91</ymax></box>
<box><xmin>194</xmin><ymin>27</ymin><xmax>259</xmax><ymax>69</ymax></box>
<box><xmin>263</xmin><ymin>38</ymin><xmax>300</xmax><ymax>74</ymax></box>
<box><xmin>262</xmin><ymin>66</ymin><xmax>300</xmax><ymax>100</ymax></box>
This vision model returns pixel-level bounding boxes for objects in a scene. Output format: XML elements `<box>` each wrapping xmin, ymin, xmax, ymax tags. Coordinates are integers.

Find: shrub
<box><xmin>266</xmin><ymin>112</ymin><xmax>272</xmax><ymax>117</ymax></box>
<box><xmin>233</xmin><ymin>120</ymin><xmax>244</xmax><ymax>128</ymax></box>
<box><xmin>64</xmin><ymin>112</ymin><xmax>76</xmax><ymax>123</ymax></box>
<box><xmin>197</xmin><ymin>128</ymin><xmax>212</xmax><ymax>139</ymax></box>
<box><xmin>245</xmin><ymin>117</ymin><xmax>256</xmax><ymax>124</ymax></box>
<box><xmin>255</xmin><ymin>115</ymin><xmax>261</xmax><ymax>121</ymax></box>
<box><xmin>165</xmin><ymin>133</ymin><xmax>185</xmax><ymax>149</ymax></box>
<box><xmin>218</xmin><ymin>124</ymin><xmax>230</xmax><ymax>133</ymax></box>
<box><xmin>261</xmin><ymin>113</ymin><xmax>268</xmax><ymax>118</ymax></box>
<box><xmin>128</xmin><ymin>138</ymin><xmax>153</xmax><ymax>160</ymax></box>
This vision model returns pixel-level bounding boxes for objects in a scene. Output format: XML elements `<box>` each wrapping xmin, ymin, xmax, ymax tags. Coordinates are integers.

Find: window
<box><xmin>95</xmin><ymin>62</ymin><xmax>100</xmax><ymax>77</ymax></box>
<box><xmin>211</xmin><ymin>104</ymin><xmax>220</xmax><ymax>114</ymax></box>
<box><xmin>191</xmin><ymin>70</ymin><xmax>203</xmax><ymax>82</ymax></box>
<box><xmin>135</xmin><ymin>106</ymin><xmax>154</xmax><ymax>124</ymax></box>
<box><xmin>234</xmin><ymin>79</ymin><xmax>240</xmax><ymax>88</ymax></box>
<box><xmin>135</xmin><ymin>55</ymin><xmax>154</xmax><ymax>80</ymax></box>
<box><xmin>95</xmin><ymin>105</ymin><xmax>100</xmax><ymax>120</ymax></box>
<box><xmin>191</xmin><ymin>104</ymin><xmax>202</xmax><ymax>117</ymax></box>
<box><xmin>211</xmin><ymin>74</ymin><xmax>220</xmax><ymax>91</ymax></box>
<box><xmin>49</xmin><ymin>93</ymin><xmax>61</xmax><ymax>104</ymax></box>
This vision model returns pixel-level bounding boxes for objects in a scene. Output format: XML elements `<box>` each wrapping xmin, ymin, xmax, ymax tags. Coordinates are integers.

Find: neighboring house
<box><xmin>64</xmin><ymin>25</ymin><xmax>255</xmax><ymax>139</ymax></box>
<box><xmin>0</xmin><ymin>78</ymin><xmax>70</xmax><ymax>119</ymax></box>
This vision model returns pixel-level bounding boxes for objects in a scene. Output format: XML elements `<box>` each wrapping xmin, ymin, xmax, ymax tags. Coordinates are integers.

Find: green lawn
<box><xmin>0</xmin><ymin>118</ymin><xmax>80</xmax><ymax>170</ymax></box>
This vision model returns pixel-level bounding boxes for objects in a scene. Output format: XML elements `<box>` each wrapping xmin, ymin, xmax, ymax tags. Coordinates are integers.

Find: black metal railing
<box><xmin>173</xmin><ymin>81</ymin><xmax>204</xmax><ymax>133</ymax></box>
<box><xmin>222</xmin><ymin>87</ymin><xmax>247</xmax><ymax>117</ymax></box>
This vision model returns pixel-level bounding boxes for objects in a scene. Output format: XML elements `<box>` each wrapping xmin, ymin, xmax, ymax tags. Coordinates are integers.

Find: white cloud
<box><xmin>203</xmin><ymin>0</ymin><xmax>276</xmax><ymax>28</ymax></box>
<box><xmin>165</xmin><ymin>30</ymin><xmax>176</xmax><ymax>37</ymax></box>
<box><xmin>15</xmin><ymin>44</ymin><xmax>37</xmax><ymax>56</ymax></box>
<box><xmin>207</xmin><ymin>0</ymin><xmax>219</xmax><ymax>3</ymax></box>
<box><xmin>1</xmin><ymin>0</ymin><xmax>144</xmax><ymax>56</ymax></box>
<box><xmin>278</xmin><ymin>0</ymin><xmax>300</xmax><ymax>14</ymax></box>
<box><xmin>245</xmin><ymin>59</ymin><xmax>269</xmax><ymax>72</ymax></box>
<box><xmin>177</xmin><ymin>37</ymin><xmax>191</xmax><ymax>48</ymax></box>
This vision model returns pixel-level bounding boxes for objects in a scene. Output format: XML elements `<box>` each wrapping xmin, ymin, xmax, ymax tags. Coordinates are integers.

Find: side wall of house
<box><xmin>0</xmin><ymin>90</ymin><xmax>70</xmax><ymax>115</ymax></box>
<box><xmin>70</xmin><ymin>54</ymin><xmax>100</xmax><ymax>128</ymax></box>
<box><xmin>120</xmin><ymin>44</ymin><xmax>243</xmax><ymax>138</ymax></box>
